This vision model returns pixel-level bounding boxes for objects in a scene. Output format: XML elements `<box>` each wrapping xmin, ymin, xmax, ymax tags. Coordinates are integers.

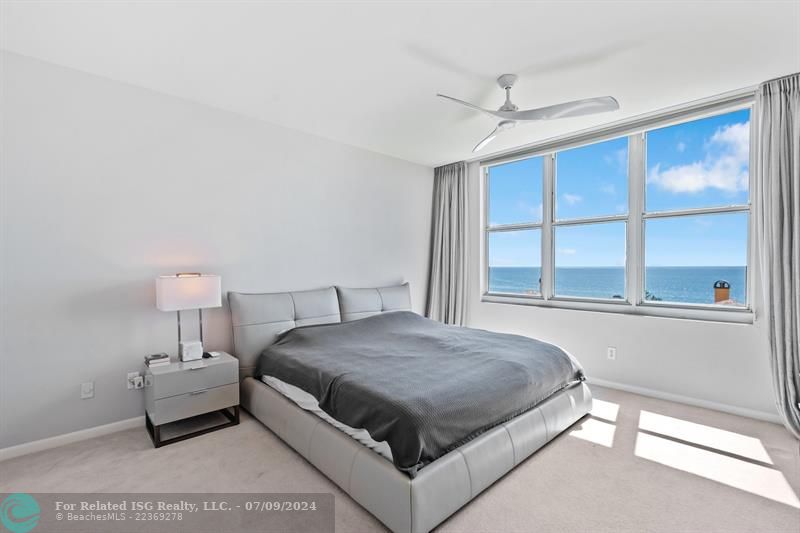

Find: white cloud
<box><xmin>676</xmin><ymin>141</ymin><xmax>686</xmax><ymax>153</ymax></box>
<box><xmin>600</xmin><ymin>183</ymin><xmax>616</xmax><ymax>195</ymax></box>
<box><xmin>558</xmin><ymin>248</ymin><xmax>577</xmax><ymax>255</ymax></box>
<box><xmin>604</xmin><ymin>148</ymin><xmax>627</xmax><ymax>172</ymax></box>
<box><xmin>562</xmin><ymin>193</ymin><xmax>583</xmax><ymax>205</ymax></box>
<box><xmin>648</xmin><ymin>122</ymin><xmax>749</xmax><ymax>194</ymax></box>
<box><xmin>516</xmin><ymin>201</ymin><xmax>542</xmax><ymax>219</ymax></box>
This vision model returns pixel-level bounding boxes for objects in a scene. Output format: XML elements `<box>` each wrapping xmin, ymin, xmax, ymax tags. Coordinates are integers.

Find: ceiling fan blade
<box><xmin>473</xmin><ymin>127</ymin><xmax>499</xmax><ymax>153</ymax></box>
<box><xmin>499</xmin><ymin>96</ymin><xmax>619</xmax><ymax>121</ymax></box>
<box><xmin>437</xmin><ymin>93</ymin><xmax>503</xmax><ymax>119</ymax></box>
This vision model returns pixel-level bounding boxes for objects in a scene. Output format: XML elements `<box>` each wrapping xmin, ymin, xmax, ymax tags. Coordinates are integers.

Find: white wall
<box><xmin>465</xmin><ymin>162</ymin><xmax>778</xmax><ymax>420</ymax></box>
<box><xmin>0</xmin><ymin>52</ymin><xmax>433</xmax><ymax>449</ymax></box>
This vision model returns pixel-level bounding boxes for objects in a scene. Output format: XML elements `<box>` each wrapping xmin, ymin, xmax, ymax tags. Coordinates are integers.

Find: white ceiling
<box><xmin>2</xmin><ymin>1</ymin><xmax>799</xmax><ymax>167</ymax></box>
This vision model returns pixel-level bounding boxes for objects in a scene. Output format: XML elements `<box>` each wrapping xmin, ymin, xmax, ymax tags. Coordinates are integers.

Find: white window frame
<box><xmin>480</xmin><ymin>93</ymin><xmax>755</xmax><ymax>324</ymax></box>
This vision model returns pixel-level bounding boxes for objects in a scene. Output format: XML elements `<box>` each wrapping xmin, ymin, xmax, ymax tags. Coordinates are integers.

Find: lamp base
<box><xmin>179</xmin><ymin>341</ymin><xmax>204</xmax><ymax>362</ymax></box>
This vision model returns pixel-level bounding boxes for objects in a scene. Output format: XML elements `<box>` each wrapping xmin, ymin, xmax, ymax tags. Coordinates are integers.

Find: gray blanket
<box><xmin>256</xmin><ymin>311</ymin><xmax>584</xmax><ymax>477</ymax></box>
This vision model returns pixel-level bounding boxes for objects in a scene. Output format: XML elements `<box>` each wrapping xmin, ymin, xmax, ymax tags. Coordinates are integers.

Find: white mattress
<box><xmin>261</xmin><ymin>375</ymin><xmax>394</xmax><ymax>461</ymax></box>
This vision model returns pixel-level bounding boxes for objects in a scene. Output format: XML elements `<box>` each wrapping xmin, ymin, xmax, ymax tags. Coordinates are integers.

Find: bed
<box><xmin>229</xmin><ymin>284</ymin><xmax>591</xmax><ymax>533</ymax></box>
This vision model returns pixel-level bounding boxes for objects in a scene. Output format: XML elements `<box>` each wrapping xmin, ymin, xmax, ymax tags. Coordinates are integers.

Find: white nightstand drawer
<box><xmin>149</xmin><ymin>357</ymin><xmax>238</xmax><ymax>400</ymax></box>
<box><xmin>149</xmin><ymin>383</ymin><xmax>239</xmax><ymax>425</ymax></box>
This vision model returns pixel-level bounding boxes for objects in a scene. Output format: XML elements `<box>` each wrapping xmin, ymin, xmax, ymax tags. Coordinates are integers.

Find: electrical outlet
<box><xmin>133</xmin><ymin>376</ymin><xmax>144</xmax><ymax>389</ymax></box>
<box><xmin>607</xmin><ymin>346</ymin><xmax>617</xmax><ymax>360</ymax></box>
<box><xmin>80</xmin><ymin>381</ymin><xmax>94</xmax><ymax>399</ymax></box>
<box><xmin>127</xmin><ymin>371</ymin><xmax>141</xmax><ymax>390</ymax></box>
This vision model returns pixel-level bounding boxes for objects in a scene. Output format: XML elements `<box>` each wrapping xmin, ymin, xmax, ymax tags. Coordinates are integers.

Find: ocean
<box><xmin>488</xmin><ymin>266</ymin><xmax>747</xmax><ymax>305</ymax></box>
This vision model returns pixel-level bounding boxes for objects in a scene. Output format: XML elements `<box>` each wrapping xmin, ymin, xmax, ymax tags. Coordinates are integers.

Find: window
<box><xmin>554</xmin><ymin>222</ymin><xmax>627</xmax><ymax>300</ymax></box>
<box><xmin>644</xmin><ymin>110</ymin><xmax>750</xmax><ymax>307</ymax></box>
<box><xmin>555</xmin><ymin>137</ymin><xmax>628</xmax><ymax>220</ymax></box>
<box><xmin>644</xmin><ymin>213</ymin><xmax>748</xmax><ymax>305</ymax></box>
<box><xmin>482</xmin><ymin>103</ymin><xmax>752</xmax><ymax>322</ymax></box>
<box><xmin>487</xmin><ymin>156</ymin><xmax>544</xmax><ymax>295</ymax></box>
<box><xmin>488</xmin><ymin>229</ymin><xmax>541</xmax><ymax>295</ymax></box>
<box><xmin>554</xmin><ymin>138</ymin><xmax>628</xmax><ymax>300</ymax></box>
<box><xmin>488</xmin><ymin>157</ymin><xmax>543</xmax><ymax>226</ymax></box>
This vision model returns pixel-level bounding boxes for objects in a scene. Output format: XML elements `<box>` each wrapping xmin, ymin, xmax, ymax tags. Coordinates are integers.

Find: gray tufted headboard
<box><xmin>228</xmin><ymin>286</ymin><xmax>341</xmax><ymax>379</ymax></box>
<box><xmin>336</xmin><ymin>282</ymin><xmax>412</xmax><ymax>322</ymax></box>
<box><xmin>228</xmin><ymin>283</ymin><xmax>412</xmax><ymax>379</ymax></box>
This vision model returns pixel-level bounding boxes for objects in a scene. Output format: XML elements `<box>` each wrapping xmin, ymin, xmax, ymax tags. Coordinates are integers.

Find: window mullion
<box><xmin>627</xmin><ymin>133</ymin><xmax>645</xmax><ymax>306</ymax></box>
<box><xmin>643</xmin><ymin>204</ymin><xmax>749</xmax><ymax>219</ymax></box>
<box><xmin>541</xmin><ymin>154</ymin><xmax>555</xmax><ymax>300</ymax></box>
<box><xmin>482</xmin><ymin>166</ymin><xmax>489</xmax><ymax>297</ymax></box>
<box><xmin>552</xmin><ymin>214</ymin><xmax>629</xmax><ymax>226</ymax></box>
<box><xmin>486</xmin><ymin>222</ymin><xmax>542</xmax><ymax>232</ymax></box>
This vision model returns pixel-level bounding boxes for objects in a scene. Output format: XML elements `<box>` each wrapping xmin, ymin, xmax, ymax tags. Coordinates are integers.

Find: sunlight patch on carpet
<box><xmin>639</xmin><ymin>410</ymin><xmax>772</xmax><ymax>464</ymax></box>
<box><xmin>570</xmin><ymin>417</ymin><xmax>616</xmax><ymax>447</ymax></box>
<box><xmin>634</xmin><ymin>431</ymin><xmax>799</xmax><ymax>508</ymax></box>
<box><xmin>591</xmin><ymin>399</ymin><xmax>620</xmax><ymax>422</ymax></box>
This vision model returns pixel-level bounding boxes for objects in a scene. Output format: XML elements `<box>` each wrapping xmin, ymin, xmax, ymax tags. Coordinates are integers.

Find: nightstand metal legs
<box><xmin>221</xmin><ymin>404</ymin><xmax>240</xmax><ymax>424</ymax></box>
<box><xmin>146</xmin><ymin>405</ymin><xmax>240</xmax><ymax>448</ymax></box>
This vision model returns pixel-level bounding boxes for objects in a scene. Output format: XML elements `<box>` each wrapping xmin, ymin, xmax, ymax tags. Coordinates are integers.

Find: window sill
<box><xmin>481</xmin><ymin>293</ymin><xmax>754</xmax><ymax>324</ymax></box>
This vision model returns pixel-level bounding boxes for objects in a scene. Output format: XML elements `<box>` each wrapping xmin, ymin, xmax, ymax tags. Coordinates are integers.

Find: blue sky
<box><xmin>488</xmin><ymin>109</ymin><xmax>750</xmax><ymax>268</ymax></box>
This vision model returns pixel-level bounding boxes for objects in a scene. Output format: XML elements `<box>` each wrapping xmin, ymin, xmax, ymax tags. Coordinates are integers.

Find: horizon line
<box><xmin>491</xmin><ymin>265</ymin><xmax>747</xmax><ymax>269</ymax></box>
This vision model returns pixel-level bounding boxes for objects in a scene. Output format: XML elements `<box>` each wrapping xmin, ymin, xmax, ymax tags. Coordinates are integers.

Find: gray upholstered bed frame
<box><xmin>228</xmin><ymin>285</ymin><xmax>592</xmax><ymax>533</ymax></box>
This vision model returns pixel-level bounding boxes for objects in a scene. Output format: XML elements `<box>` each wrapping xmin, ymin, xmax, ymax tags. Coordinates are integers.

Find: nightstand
<box><xmin>144</xmin><ymin>352</ymin><xmax>240</xmax><ymax>447</ymax></box>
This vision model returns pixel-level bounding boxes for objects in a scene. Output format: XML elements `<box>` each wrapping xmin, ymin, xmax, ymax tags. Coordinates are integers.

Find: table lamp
<box><xmin>156</xmin><ymin>273</ymin><xmax>222</xmax><ymax>361</ymax></box>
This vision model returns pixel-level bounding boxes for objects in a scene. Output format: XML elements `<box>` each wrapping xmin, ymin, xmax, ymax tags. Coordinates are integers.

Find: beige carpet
<box><xmin>1</xmin><ymin>385</ymin><xmax>798</xmax><ymax>532</ymax></box>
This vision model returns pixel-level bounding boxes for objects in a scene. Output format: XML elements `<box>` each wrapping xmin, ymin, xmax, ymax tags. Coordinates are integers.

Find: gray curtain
<box><xmin>427</xmin><ymin>161</ymin><xmax>468</xmax><ymax>325</ymax></box>
<box><xmin>754</xmin><ymin>73</ymin><xmax>800</xmax><ymax>439</ymax></box>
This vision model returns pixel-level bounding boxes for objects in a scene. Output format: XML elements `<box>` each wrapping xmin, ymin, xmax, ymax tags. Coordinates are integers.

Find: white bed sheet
<box><xmin>261</xmin><ymin>375</ymin><xmax>394</xmax><ymax>461</ymax></box>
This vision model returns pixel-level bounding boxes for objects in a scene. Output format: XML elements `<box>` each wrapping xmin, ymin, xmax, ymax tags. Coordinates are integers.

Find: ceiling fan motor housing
<box><xmin>496</xmin><ymin>74</ymin><xmax>518</xmax><ymax>89</ymax></box>
<box><xmin>497</xmin><ymin>74</ymin><xmax>519</xmax><ymax>112</ymax></box>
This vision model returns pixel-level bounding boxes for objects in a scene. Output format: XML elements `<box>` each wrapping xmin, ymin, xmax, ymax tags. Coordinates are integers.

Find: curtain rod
<box><xmin>760</xmin><ymin>71</ymin><xmax>800</xmax><ymax>85</ymax></box>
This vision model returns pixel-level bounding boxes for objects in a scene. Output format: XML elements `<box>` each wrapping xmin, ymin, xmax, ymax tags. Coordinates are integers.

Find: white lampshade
<box><xmin>156</xmin><ymin>274</ymin><xmax>221</xmax><ymax>312</ymax></box>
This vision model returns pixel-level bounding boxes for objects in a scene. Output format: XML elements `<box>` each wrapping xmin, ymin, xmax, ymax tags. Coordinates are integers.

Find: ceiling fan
<box><xmin>437</xmin><ymin>74</ymin><xmax>619</xmax><ymax>152</ymax></box>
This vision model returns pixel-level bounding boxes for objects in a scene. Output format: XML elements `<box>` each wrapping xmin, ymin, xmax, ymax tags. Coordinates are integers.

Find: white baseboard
<box><xmin>587</xmin><ymin>377</ymin><xmax>782</xmax><ymax>424</ymax></box>
<box><xmin>0</xmin><ymin>416</ymin><xmax>145</xmax><ymax>462</ymax></box>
